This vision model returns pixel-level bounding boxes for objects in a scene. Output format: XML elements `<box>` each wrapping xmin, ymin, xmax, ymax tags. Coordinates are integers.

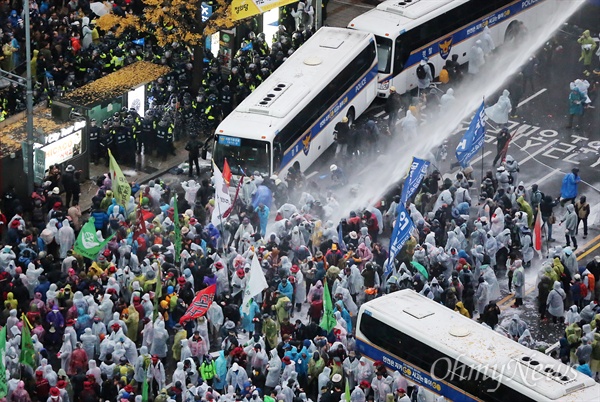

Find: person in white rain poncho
<box><xmin>399</xmin><ymin>110</ymin><xmax>418</xmax><ymax>138</ymax></box>
<box><xmin>565</xmin><ymin>305</ymin><xmax>581</xmax><ymax>326</ymax></box>
<box><xmin>481</xmin><ymin>264</ymin><xmax>501</xmax><ymax>300</ymax></box>
<box><xmin>87</xmin><ymin>360</ymin><xmax>102</xmax><ymax>384</ymax></box>
<box><xmin>317</xmin><ymin>367</ymin><xmax>331</xmax><ymax>400</ymax></box>
<box><xmin>468</xmin><ymin>40</ymin><xmax>485</xmax><ymax>74</ymax></box>
<box><xmin>182</xmin><ymin>180</ymin><xmax>201</xmax><ymax>206</ymax></box>
<box><xmin>227</xmin><ymin>362</ymin><xmax>249</xmax><ymax>393</ymax></box>
<box><xmin>439</xmin><ymin>88</ymin><xmax>456</xmax><ymax>112</ymax></box>
<box><xmin>485</xmin><ymin>89</ymin><xmax>512</xmax><ymax>125</ymax></box>
<box><xmin>58</xmin><ymin>334</ymin><xmax>72</xmax><ymax>372</ymax></box>
<box><xmin>150</xmin><ymin>320</ymin><xmax>168</xmax><ymax>358</ymax></box>
<box><xmin>481</xmin><ymin>26</ymin><xmax>496</xmax><ymax>55</ymax></box>
<box><xmin>80</xmin><ymin>328</ymin><xmax>96</xmax><ymax>360</ymax></box>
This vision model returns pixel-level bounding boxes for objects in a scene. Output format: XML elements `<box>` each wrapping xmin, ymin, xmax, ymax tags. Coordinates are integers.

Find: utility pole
<box><xmin>0</xmin><ymin>0</ymin><xmax>34</xmax><ymax>194</ymax></box>
<box><xmin>24</xmin><ymin>0</ymin><xmax>34</xmax><ymax>194</ymax></box>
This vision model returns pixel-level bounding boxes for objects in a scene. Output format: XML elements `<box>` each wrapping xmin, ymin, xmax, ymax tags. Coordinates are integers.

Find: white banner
<box><xmin>211</xmin><ymin>163</ymin><xmax>232</xmax><ymax>226</ymax></box>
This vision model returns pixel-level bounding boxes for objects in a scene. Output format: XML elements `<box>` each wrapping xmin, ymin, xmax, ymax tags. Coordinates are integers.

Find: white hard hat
<box><xmin>330</xmin><ymin>164</ymin><xmax>338</xmax><ymax>172</ymax></box>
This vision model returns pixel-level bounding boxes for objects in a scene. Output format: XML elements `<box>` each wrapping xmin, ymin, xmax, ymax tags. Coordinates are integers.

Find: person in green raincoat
<box><xmin>171</xmin><ymin>324</ymin><xmax>187</xmax><ymax>361</ymax></box>
<box><xmin>307</xmin><ymin>351</ymin><xmax>326</xmax><ymax>396</ymax></box>
<box><xmin>517</xmin><ymin>196</ymin><xmax>533</xmax><ymax>227</ymax></box>
<box><xmin>262</xmin><ymin>313</ymin><xmax>279</xmax><ymax>350</ymax></box>
<box><xmin>577</xmin><ymin>30</ymin><xmax>597</xmax><ymax>74</ymax></box>
<box><xmin>124</xmin><ymin>305</ymin><xmax>139</xmax><ymax>342</ymax></box>
<box><xmin>272</xmin><ymin>292</ymin><xmax>292</xmax><ymax>324</ymax></box>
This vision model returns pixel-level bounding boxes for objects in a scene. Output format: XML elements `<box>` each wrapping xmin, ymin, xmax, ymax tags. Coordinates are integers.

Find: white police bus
<box><xmin>348</xmin><ymin>0</ymin><xmax>558</xmax><ymax>97</ymax></box>
<box><xmin>356</xmin><ymin>290</ymin><xmax>600</xmax><ymax>401</ymax></box>
<box><xmin>212</xmin><ymin>27</ymin><xmax>378</xmax><ymax>177</ymax></box>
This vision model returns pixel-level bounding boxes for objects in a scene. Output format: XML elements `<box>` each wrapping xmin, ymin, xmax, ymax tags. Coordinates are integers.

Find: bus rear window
<box><xmin>213</xmin><ymin>136</ymin><xmax>271</xmax><ymax>176</ymax></box>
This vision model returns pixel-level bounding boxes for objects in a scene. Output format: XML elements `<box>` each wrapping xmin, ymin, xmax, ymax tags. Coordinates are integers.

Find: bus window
<box><xmin>393</xmin><ymin>37</ymin><xmax>404</xmax><ymax>75</ymax></box>
<box><xmin>376</xmin><ymin>36</ymin><xmax>393</xmax><ymax>74</ymax></box>
<box><xmin>273</xmin><ymin>140</ymin><xmax>283</xmax><ymax>171</ymax></box>
<box><xmin>213</xmin><ymin>135</ymin><xmax>271</xmax><ymax>176</ymax></box>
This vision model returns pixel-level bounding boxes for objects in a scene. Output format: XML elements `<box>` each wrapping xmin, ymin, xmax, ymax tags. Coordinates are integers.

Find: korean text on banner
<box><xmin>400</xmin><ymin>157</ymin><xmax>430</xmax><ymax>205</ymax></box>
<box><xmin>455</xmin><ymin>101</ymin><xmax>487</xmax><ymax>168</ymax></box>
<box><xmin>231</xmin><ymin>0</ymin><xmax>300</xmax><ymax>21</ymax></box>
<box><xmin>385</xmin><ymin>204</ymin><xmax>415</xmax><ymax>277</ymax></box>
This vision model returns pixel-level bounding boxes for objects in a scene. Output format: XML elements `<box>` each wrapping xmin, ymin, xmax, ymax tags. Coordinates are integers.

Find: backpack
<box><xmin>588</xmin><ymin>273</ymin><xmax>595</xmax><ymax>293</ymax></box>
<box><xmin>416</xmin><ymin>64</ymin><xmax>427</xmax><ymax>79</ymax></box>
<box><xmin>580</xmin><ymin>282</ymin><xmax>588</xmax><ymax>298</ymax></box>
<box><xmin>439</xmin><ymin>68</ymin><xmax>449</xmax><ymax>84</ymax></box>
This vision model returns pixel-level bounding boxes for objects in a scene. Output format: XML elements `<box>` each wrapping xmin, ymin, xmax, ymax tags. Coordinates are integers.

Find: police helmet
<box><xmin>244</xmin><ymin>73</ymin><xmax>252</xmax><ymax>80</ymax></box>
<box><xmin>248</xmin><ymin>32</ymin><xmax>256</xmax><ymax>40</ymax></box>
<box><xmin>208</xmin><ymin>94</ymin><xmax>218</xmax><ymax>104</ymax></box>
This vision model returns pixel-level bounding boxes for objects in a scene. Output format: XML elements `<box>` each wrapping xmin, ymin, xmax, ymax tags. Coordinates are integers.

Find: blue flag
<box><xmin>400</xmin><ymin>157</ymin><xmax>430</xmax><ymax>205</ymax></box>
<box><xmin>241</xmin><ymin>41</ymin><xmax>253</xmax><ymax>52</ymax></box>
<box><xmin>132</xmin><ymin>38</ymin><xmax>145</xmax><ymax>46</ymax></box>
<box><xmin>455</xmin><ymin>101</ymin><xmax>486</xmax><ymax>168</ymax></box>
<box><xmin>384</xmin><ymin>204</ymin><xmax>414</xmax><ymax>277</ymax></box>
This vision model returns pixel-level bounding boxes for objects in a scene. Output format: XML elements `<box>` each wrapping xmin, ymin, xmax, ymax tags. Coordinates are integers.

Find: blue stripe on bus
<box><xmin>401</xmin><ymin>0</ymin><xmax>546</xmax><ymax>70</ymax></box>
<box><xmin>356</xmin><ymin>338</ymin><xmax>480</xmax><ymax>402</ymax></box>
<box><xmin>278</xmin><ymin>62</ymin><xmax>379</xmax><ymax>171</ymax></box>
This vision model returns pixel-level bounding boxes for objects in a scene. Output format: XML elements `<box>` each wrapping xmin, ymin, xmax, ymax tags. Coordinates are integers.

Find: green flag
<box><xmin>20</xmin><ymin>314</ymin><xmax>36</xmax><ymax>368</ymax></box>
<box><xmin>411</xmin><ymin>261</ymin><xmax>429</xmax><ymax>280</ymax></box>
<box><xmin>74</xmin><ymin>217</ymin><xmax>115</xmax><ymax>260</ymax></box>
<box><xmin>142</xmin><ymin>379</ymin><xmax>149</xmax><ymax>402</ymax></box>
<box><xmin>173</xmin><ymin>194</ymin><xmax>181</xmax><ymax>262</ymax></box>
<box><xmin>345</xmin><ymin>378</ymin><xmax>351</xmax><ymax>402</ymax></box>
<box><xmin>0</xmin><ymin>326</ymin><xmax>7</xmax><ymax>398</ymax></box>
<box><xmin>108</xmin><ymin>148</ymin><xmax>131</xmax><ymax>208</ymax></box>
<box><xmin>320</xmin><ymin>282</ymin><xmax>337</xmax><ymax>333</ymax></box>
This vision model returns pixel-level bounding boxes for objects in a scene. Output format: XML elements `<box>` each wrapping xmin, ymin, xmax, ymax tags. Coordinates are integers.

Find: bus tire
<box><xmin>346</xmin><ymin>108</ymin><xmax>356</xmax><ymax>127</ymax></box>
<box><xmin>504</xmin><ymin>20</ymin><xmax>522</xmax><ymax>43</ymax></box>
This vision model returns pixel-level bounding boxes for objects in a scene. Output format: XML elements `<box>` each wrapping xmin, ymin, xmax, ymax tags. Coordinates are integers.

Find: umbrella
<box><xmin>411</xmin><ymin>261</ymin><xmax>429</xmax><ymax>280</ymax></box>
<box><xmin>90</xmin><ymin>2</ymin><xmax>110</xmax><ymax>16</ymax></box>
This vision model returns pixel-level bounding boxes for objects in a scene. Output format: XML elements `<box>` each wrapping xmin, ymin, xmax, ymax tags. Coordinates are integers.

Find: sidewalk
<box><xmin>79</xmin><ymin>140</ymin><xmax>192</xmax><ymax>212</ymax></box>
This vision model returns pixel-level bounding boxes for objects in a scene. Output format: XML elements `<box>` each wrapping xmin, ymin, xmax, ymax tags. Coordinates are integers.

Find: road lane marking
<box><xmin>469</xmin><ymin>150</ymin><xmax>492</xmax><ymax>165</ymax></box>
<box><xmin>517</xmin><ymin>139</ymin><xmax>559</xmax><ymax>164</ymax></box>
<box><xmin>306</xmin><ymin>171</ymin><xmax>319</xmax><ymax>179</ymax></box>
<box><xmin>525</xmin><ymin>168</ymin><xmax>560</xmax><ymax>187</ymax></box>
<box><xmin>517</xmin><ymin>88</ymin><xmax>547</xmax><ymax>108</ymax></box>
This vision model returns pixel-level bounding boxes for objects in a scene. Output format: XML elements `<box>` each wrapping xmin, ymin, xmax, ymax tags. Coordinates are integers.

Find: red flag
<box><xmin>223</xmin><ymin>175</ymin><xmax>244</xmax><ymax>219</ymax></box>
<box><xmin>533</xmin><ymin>208</ymin><xmax>542</xmax><ymax>258</ymax></box>
<box><xmin>179</xmin><ymin>284</ymin><xmax>216</xmax><ymax>324</ymax></box>
<box><xmin>223</xmin><ymin>158</ymin><xmax>232</xmax><ymax>187</ymax></box>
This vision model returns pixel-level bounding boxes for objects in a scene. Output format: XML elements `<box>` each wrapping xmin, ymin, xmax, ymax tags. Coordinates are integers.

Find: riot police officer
<box><xmin>99</xmin><ymin>119</ymin><xmax>112</xmax><ymax>166</ymax></box>
<box><xmin>140</xmin><ymin>110</ymin><xmax>156</xmax><ymax>156</ymax></box>
<box><xmin>89</xmin><ymin>118</ymin><xmax>101</xmax><ymax>164</ymax></box>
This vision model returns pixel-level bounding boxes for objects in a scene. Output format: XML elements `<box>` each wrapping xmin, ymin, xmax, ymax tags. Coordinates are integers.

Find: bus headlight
<box><xmin>378</xmin><ymin>80</ymin><xmax>390</xmax><ymax>90</ymax></box>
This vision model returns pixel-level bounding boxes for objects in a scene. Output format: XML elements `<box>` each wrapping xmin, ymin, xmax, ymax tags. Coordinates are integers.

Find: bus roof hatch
<box><xmin>377</xmin><ymin>0</ymin><xmax>454</xmax><ymax>19</ymax></box>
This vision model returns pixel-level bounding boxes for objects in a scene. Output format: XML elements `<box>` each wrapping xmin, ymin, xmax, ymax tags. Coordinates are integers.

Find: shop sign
<box><xmin>231</xmin><ymin>0</ymin><xmax>298</xmax><ymax>21</ymax></box>
<box><xmin>202</xmin><ymin>2</ymin><xmax>213</xmax><ymax>22</ymax></box>
<box><xmin>35</xmin><ymin>121</ymin><xmax>85</xmax><ymax>169</ymax></box>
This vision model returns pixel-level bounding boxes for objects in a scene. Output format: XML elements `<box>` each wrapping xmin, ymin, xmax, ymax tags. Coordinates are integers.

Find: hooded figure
<box><xmin>87</xmin><ymin>360</ymin><xmax>102</xmax><ymax>385</ymax></box>
<box><xmin>58</xmin><ymin>335</ymin><xmax>73</xmax><ymax>372</ymax></box>
<box><xmin>400</xmin><ymin>110</ymin><xmax>418</xmax><ymax>138</ymax></box>
<box><xmin>173</xmin><ymin>361</ymin><xmax>188</xmax><ymax>393</ymax></box>
<box><xmin>565</xmin><ymin>305</ymin><xmax>580</xmax><ymax>326</ymax></box>
<box><xmin>227</xmin><ymin>362</ymin><xmax>249</xmax><ymax>392</ymax></box>
<box><xmin>80</xmin><ymin>328</ymin><xmax>96</xmax><ymax>360</ymax></box>
<box><xmin>481</xmin><ymin>26</ymin><xmax>495</xmax><ymax>55</ymax></box>
<box><xmin>439</xmin><ymin>88</ymin><xmax>455</xmax><ymax>111</ymax></box>
<box><xmin>485</xmin><ymin>90</ymin><xmax>512</xmax><ymax>125</ymax></box>
<box><xmin>546</xmin><ymin>281</ymin><xmax>566</xmax><ymax>319</ymax></box>
<box><xmin>468</xmin><ymin>40</ymin><xmax>485</xmax><ymax>74</ymax></box>
<box><xmin>508</xmin><ymin>314</ymin><xmax>527</xmax><ymax>339</ymax></box>
<box><xmin>265</xmin><ymin>348</ymin><xmax>282</xmax><ymax>388</ymax></box>
<box><xmin>490</xmin><ymin>207</ymin><xmax>505</xmax><ymax>236</ymax></box>
<box><xmin>150</xmin><ymin>320</ymin><xmax>169</xmax><ymax>357</ymax></box>
<box><xmin>11</xmin><ymin>381</ymin><xmax>31</xmax><ymax>402</ymax></box>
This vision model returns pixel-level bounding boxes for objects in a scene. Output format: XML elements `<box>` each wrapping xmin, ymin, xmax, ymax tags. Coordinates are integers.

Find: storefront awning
<box><xmin>0</xmin><ymin>108</ymin><xmax>75</xmax><ymax>158</ymax></box>
<box><xmin>60</xmin><ymin>61</ymin><xmax>171</xmax><ymax>108</ymax></box>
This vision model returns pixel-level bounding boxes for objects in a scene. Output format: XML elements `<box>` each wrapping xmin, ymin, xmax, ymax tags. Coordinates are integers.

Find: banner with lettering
<box><xmin>384</xmin><ymin>204</ymin><xmax>415</xmax><ymax>277</ymax></box>
<box><xmin>400</xmin><ymin>157</ymin><xmax>430</xmax><ymax>205</ymax></box>
<box><xmin>231</xmin><ymin>0</ymin><xmax>300</xmax><ymax>21</ymax></box>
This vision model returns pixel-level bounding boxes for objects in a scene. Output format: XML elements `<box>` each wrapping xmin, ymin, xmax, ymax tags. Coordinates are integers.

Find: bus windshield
<box><xmin>213</xmin><ymin>135</ymin><xmax>271</xmax><ymax>176</ymax></box>
<box><xmin>376</xmin><ymin>35</ymin><xmax>392</xmax><ymax>74</ymax></box>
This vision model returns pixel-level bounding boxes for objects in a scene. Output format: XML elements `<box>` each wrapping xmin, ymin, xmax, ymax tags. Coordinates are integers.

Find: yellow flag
<box><xmin>108</xmin><ymin>149</ymin><xmax>131</xmax><ymax>208</ymax></box>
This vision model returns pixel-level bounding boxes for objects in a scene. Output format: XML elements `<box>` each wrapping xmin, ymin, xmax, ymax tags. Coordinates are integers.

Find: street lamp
<box><xmin>0</xmin><ymin>0</ymin><xmax>34</xmax><ymax>194</ymax></box>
